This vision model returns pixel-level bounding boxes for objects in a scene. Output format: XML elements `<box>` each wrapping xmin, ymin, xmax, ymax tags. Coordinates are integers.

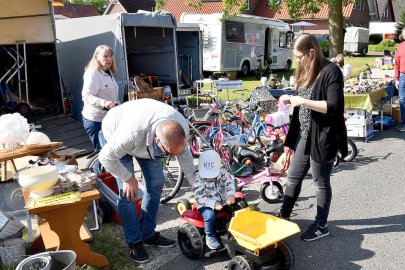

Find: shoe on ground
<box><xmin>277</xmin><ymin>212</ymin><xmax>290</xmax><ymax>221</ymax></box>
<box><xmin>144</xmin><ymin>232</ymin><xmax>176</xmax><ymax>248</ymax></box>
<box><xmin>300</xmin><ymin>223</ymin><xmax>329</xmax><ymax>241</ymax></box>
<box><xmin>397</xmin><ymin>127</ymin><xmax>405</xmax><ymax>132</ymax></box>
<box><xmin>206</xmin><ymin>235</ymin><xmax>221</xmax><ymax>250</ymax></box>
<box><xmin>129</xmin><ymin>241</ymin><xmax>149</xmax><ymax>263</ymax></box>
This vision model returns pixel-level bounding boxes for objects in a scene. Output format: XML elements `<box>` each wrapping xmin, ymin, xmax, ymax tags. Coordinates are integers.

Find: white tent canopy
<box><xmin>0</xmin><ymin>0</ymin><xmax>55</xmax><ymax>45</ymax></box>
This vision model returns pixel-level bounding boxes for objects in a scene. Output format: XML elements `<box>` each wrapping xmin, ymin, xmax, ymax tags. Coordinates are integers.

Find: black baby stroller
<box><xmin>249</xmin><ymin>85</ymin><xmax>278</xmax><ymax>114</ymax></box>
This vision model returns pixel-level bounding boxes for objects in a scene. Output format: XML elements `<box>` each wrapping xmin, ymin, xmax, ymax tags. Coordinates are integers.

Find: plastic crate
<box><xmin>96</xmin><ymin>173</ymin><xmax>142</xmax><ymax>224</ymax></box>
<box><xmin>192</xmin><ymin>108</ymin><xmax>214</xmax><ymax>121</ymax></box>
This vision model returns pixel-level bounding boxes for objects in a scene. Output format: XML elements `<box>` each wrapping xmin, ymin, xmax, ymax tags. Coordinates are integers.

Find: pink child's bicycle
<box><xmin>230</xmin><ymin>154</ymin><xmax>285</xmax><ymax>204</ymax></box>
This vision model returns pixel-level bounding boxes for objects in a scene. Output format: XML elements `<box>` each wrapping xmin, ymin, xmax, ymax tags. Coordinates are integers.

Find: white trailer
<box><xmin>180</xmin><ymin>13</ymin><xmax>294</xmax><ymax>76</ymax></box>
<box><xmin>344</xmin><ymin>27</ymin><xmax>370</xmax><ymax>55</ymax></box>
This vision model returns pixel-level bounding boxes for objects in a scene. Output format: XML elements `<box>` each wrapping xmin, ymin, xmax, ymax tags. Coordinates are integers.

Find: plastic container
<box><xmin>0</xmin><ymin>238</ymin><xmax>26</xmax><ymax>266</ymax></box>
<box><xmin>16</xmin><ymin>250</ymin><xmax>76</xmax><ymax>270</ymax></box>
<box><xmin>17</xmin><ymin>256</ymin><xmax>51</xmax><ymax>270</ymax></box>
<box><xmin>228</xmin><ymin>208</ymin><xmax>300</xmax><ymax>252</ymax></box>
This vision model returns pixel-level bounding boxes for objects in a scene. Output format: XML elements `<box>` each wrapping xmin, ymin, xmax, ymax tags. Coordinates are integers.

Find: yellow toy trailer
<box><xmin>178</xmin><ymin>205</ymin><xmax>300</xmax><ymax>269</ymax></box>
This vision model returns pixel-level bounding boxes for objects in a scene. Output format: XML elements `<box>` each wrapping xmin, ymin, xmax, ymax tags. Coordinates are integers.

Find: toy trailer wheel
<box><xmin>177</xmin><ymin>223</ymin><xmax>204</xmax><ymax>259</ymax></box>
<box><xmin>260</xmin><ymin>182</ymin><xmax>283</xmax><ymax>204</ymax></box>
<box><xmin>228</xmin><ymin>255</ymin><xmax>254</xmax><ymax>270</ymax></box>
<box><xmin>262</xmin><ymin>241</ymin><xmax>295</xmax><ymax>270</ymax></box>
<box><xmin>176</xmin><ymin>198</ymin><xmax>192</xmax><ymax>216</ymax></box>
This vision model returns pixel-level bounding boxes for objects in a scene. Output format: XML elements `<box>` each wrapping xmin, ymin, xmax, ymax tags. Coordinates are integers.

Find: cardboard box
<box><xmin>344</xmin><ymin>109</ymin><xmax>372</xmax><ymax>120</ymax></box>
<box><xmin>392</xmin><ymin>108</ymin><xmax>401</xmax><ymax>123</ymax></box>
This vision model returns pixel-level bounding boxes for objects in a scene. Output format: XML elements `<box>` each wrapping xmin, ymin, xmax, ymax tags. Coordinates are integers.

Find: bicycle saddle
<box><xmin>265</xmin><ymin>139</ymin><xmax>284</xmax><ymax>154</ymax></box>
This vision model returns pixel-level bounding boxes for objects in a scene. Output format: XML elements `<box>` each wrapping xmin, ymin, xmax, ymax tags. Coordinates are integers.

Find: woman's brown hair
<box><xmin>293</xmin><ymin>34</ymin><xmax>325</xmax><ymax>89</ymax></box>
<box><xmin>85</xmin><ymin>45</ymin><xmax>117</xmax><ymax>73</ymax></box>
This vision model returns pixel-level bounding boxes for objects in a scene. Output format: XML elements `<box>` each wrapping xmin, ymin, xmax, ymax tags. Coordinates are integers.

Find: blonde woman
<box><xmin>82</xmin><ymin>45</ymin><xmax>119</xmax><ymax>150</ymax></box>
<box><xmin>278</xmin><ymin>34</ymin><xmax>348</xmax><ymax>241</ymax></box>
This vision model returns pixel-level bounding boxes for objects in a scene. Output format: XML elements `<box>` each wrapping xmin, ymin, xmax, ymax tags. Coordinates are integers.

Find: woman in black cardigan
<box><xmin>279</xmin><ymin>34</ymin><xmax>348</xmax><ymax>241</ymax></box>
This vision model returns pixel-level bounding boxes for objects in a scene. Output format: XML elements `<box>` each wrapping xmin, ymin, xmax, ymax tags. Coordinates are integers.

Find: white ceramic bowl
<box><xmin>18</xmin><ymin>166</ymin><xmax>59</xmax><ymax>198</ymax></box>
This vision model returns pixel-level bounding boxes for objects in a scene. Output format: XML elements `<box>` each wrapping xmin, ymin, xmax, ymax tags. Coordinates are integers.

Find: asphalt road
<box><xmin>80</xmin><ymin>126</ymin><xmax>405</xmax><ymax>270</ymax></box>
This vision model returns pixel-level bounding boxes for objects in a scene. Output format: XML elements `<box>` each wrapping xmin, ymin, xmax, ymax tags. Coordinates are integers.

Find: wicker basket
<box><xmin>0</xmin><ymin>238</ymin><xmax>26</xmax><ymax>265</ymax></box>
<box><xmin>129</xmin><ymin>76</ymin><xmax>164</xmax><ymax>100</ymax></box>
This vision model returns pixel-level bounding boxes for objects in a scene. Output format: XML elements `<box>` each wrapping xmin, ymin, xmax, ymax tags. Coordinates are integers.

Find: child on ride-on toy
<box><xmin>193</xmin><ymin>150</ymin><xmax>236</xmax><ymax>250</ymax></box>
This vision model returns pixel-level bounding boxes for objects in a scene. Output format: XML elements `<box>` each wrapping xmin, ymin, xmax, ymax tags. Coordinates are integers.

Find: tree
<box><xmin>394</xmin><ymin>8</ymin><xmax>405</xmax><ymax>42</ymax></box>
<box><xmin>60</xmin><ymin>0</ymin><xmax>109</xmax><ymax>14</ymax></box>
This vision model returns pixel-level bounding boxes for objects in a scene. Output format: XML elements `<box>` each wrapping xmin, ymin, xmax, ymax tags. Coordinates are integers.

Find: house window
<box><xmin>360</xmin><ymin>0</ymin><xmax>365</xmax><ymax>10</ymax></box>
<box><xmin>267</xmin><ymin>0</ymin><xmax>281</xmax><ymax>6</ymax></box>
<box><xmin>225</xmin><ymin>21</ymin><xmax>245</xmax><ymax>43</ymax></box>
<box><xmin>246</xmin><ymin>0</ymin><xmax>249</xmax><ymax>11</ymax></box>
<box><xmin>383</xmin><ymin>6</ymin><xmax>388</xmax><ymax>17</ymax></box>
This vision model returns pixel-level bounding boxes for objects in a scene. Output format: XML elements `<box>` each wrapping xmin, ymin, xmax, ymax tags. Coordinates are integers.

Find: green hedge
<box><xmin>368</xmin><ymin>44</ymin><xmax>398</xmax><ymax>52</ymax></box>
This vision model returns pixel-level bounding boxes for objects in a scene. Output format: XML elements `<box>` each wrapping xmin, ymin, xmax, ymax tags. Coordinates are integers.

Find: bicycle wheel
<box><xmin>85</xmin><ymin>151</ymin><xmax>106</xmax><ymax>175</ymax></box>
<box><xmin>189</xmin><ymin>124</ymin><xmax>210</xmax><ymax>157</ymax></box>
<box><xmin>340</xmin><ymin>138</ymin><xmax>358</xmax><ymax>162</ymax></box>
<box><xmin>160</xmin><ymin>155</ymin><xmax>184</xmax><ymax>204</ymax></box>
<box><xmin>256</xmin><ymin>126</ymin><xmax>271</xmax><ymax>147</ymax></box>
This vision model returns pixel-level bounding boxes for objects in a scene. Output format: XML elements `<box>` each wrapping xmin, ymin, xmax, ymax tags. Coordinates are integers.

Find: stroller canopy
<box><xmin>249</xmin><ymin>86</ymin><xmax>277</xmax><ymax>114</ymax></box>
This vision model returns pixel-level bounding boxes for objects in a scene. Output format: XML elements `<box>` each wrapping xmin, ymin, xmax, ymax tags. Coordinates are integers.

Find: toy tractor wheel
<box><xmin>178</xmin><ymin>223</ymin><xmax>204</xmax><ymax>259</ymax></box>
<box><xmin>237</xmin><ymin>198</ymin><xmax>249</xmax><ymax>209</ymax></box>
<box><xmin>262</xmin><ymin>241</ymin><xmax>295</xmax><ymax>270</ymax></box>
<box><xmin>228</xmin><ymin>255</ymin><xmax>253</xmax><ymax>270</ymax></box>
<box><xmin>176</xmin><ymin>198</ymin><xmax>192</xmax><ymax>216</ymax></box>
<box><xmin>260</xmin><ymin>182</ymin><xmax>283</xmax><ymax>204</ymax></box>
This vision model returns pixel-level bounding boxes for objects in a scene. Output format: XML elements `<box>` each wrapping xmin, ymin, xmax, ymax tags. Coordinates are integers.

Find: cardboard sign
<box><xmin>26</xmin><ymin>191</ymin><xmax>81</xmax><ymax>209</ymax></box>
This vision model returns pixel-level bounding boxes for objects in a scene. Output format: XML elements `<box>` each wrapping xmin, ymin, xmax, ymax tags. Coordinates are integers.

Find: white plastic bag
<box><xmin>0</xmin><ymin>113</ymin><xmax>30</xmax><ymax>149</ymax></box>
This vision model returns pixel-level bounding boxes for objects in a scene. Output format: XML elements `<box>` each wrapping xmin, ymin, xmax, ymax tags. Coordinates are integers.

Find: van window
<box><xmin>279</xmin><ymin>33</ymin><xmax>287</xmax><ymax>48</ymax></box>
<box><xmin>225</xmin><ymin>21</ymin><xmax>245</xmax><ymax>43</ymax></box>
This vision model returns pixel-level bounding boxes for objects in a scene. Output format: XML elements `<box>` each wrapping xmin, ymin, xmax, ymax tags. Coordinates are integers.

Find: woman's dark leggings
<box><xmin>280</xmin><ymin>138</ymin><xmax>334</xmax><ymax>226</ymax></box>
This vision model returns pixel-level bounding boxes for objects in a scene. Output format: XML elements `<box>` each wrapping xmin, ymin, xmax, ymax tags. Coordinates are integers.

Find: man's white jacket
<box><xmin>99</xmin><ymin>99</ymin><xmax>195</xmax><ymax>183</ymax></box>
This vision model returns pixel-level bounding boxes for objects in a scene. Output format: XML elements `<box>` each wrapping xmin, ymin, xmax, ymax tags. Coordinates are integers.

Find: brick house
<box><xmin>104</xmin><ymin>0</ymin><xmax>395</xmax><ymax>34</ymax></box>
<box><xmin>53</xmin><ymin>3</ymin><xmax>99</xmax><ymax>19</ymax></box>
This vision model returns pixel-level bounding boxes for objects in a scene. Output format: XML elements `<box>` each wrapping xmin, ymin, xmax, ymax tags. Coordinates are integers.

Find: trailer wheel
<box><xmin>285</xmin><ymin>60</ymin><xmax>292</xmax><ymax>71</ymax></box>
<box><xmin>228</xmin><ymin>255</ymin><xmax>253</xmax><ymax>270</ymax></box>
<box><xmin>362</xmin><ymin>48</ymin><xmax>368</xmax><ymax>55</ymax></box>
<box><xmin>262</xmin><ymin>241</ymin><xmax>295</xmax><ymax>270</ymax></box>
<box><xmin>240</xmin><ymin>61</ymin><xmax>250</xmax><ymax>77</ymax></box>
<box><xmin>16</xmin><ymin>102</ymin><xmax>31</xmax><ymax>116</ymax></box>
<box><xmin>178</xmin><ymin>223</ymin><xmax>204</xmax><ymax>259</ymax></box>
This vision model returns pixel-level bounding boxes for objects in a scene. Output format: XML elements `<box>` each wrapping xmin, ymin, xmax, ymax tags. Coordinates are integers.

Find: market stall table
<box><xmin>344</xmin><ymin>88</ymin><xmax>387</xmax><ymax>133</ymax></box>
<box><xmin>23</xmin><ymin>189</ymin><xmax>109</xmax><ymax>268</ymax></box>
<box><xmin>0</xmin><ymin>142</ymin><xmax>62</xmax><ymax>181</ymax></box>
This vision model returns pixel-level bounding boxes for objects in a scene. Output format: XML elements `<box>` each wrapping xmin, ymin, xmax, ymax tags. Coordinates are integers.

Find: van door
<box><xmin>271</xmin><ymin>28</ymin><xmax>280</xmax><ymax>66</ymax></box>
<box><xmin>264</xmin><ymin>28</ymin><xmax>272</xmax><ymax>63</ymax></box>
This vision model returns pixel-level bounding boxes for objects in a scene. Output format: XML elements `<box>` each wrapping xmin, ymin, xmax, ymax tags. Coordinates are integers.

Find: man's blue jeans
<box><xmin>115</xmin><ymin>155</ymin><xmax>165</xmax><ymax>245</ymax></box>
<box><xmin>98</xmin><ymin>132</ymin><xmax>165</xmax><ymax>245</ymax></box>
<box><xmin>398</xmin><ymin>74</ymin><xmax>405</xmax><ymax>126</ymax></box>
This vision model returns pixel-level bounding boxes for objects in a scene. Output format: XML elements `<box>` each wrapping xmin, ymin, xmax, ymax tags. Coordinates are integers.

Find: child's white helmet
<box><xmin>198</xmin><ymin>150</ymin><xmax>221</xmax><ymax>178</ymax></box>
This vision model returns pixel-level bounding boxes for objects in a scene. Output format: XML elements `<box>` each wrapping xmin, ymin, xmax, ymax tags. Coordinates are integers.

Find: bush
<box><xmin>319</xmin><ymin>40</ymin><xmax>329</xmax><ymax>51</ymax></box>
<box><xmin>379</xmin><ymin>39</ymin><xmax>396</xmax><ymax>47</ymax></box>
<box><xmin>369</xmin><ymin>34</ymin><xmax>383</xmax><ymax>44</ymax></box>
<box><xmin>368</xmin><ymin>44</ymin><xmax>398</xmax><ymax>52</ymax></box>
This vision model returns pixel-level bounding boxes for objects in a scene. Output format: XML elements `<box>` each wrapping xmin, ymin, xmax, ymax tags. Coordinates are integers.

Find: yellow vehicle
<box><xmin>178</xmin><ymin>203</ymin><xmax>300</xmax><ymax>269</ymax></box>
